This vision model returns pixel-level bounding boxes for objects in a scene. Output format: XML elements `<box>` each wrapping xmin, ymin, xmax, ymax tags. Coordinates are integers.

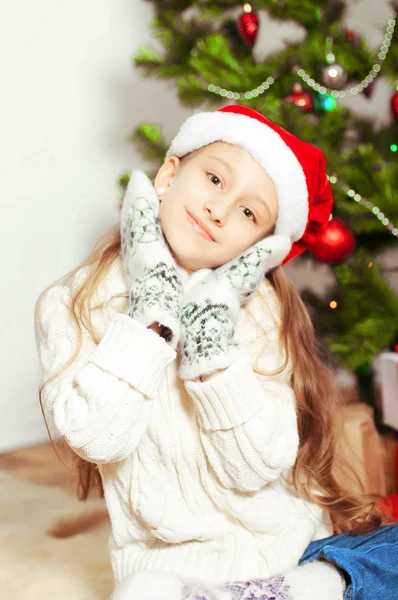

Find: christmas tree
<box><xmin>122</xmin><ymin>0</ymin><xmax>398</xmax><ymax>428</ymax></box>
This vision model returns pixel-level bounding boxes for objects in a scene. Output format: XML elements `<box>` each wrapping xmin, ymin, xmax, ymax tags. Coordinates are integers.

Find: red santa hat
<box><xmin>165</xmin><ymin>104</ymin><xmax>334</xmax><ymax>265</ymax></box>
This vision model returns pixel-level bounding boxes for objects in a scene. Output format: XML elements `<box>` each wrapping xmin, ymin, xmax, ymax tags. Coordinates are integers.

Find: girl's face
<box><xmin>155</xmin><ymin>141</ymin><xmax>279</xmax><ymax>272</ymax></box>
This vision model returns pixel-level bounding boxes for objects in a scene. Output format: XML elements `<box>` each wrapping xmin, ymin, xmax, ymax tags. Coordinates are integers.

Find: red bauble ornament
<box><xmin>237</xmin><ymin>8</ymin><xmax>259</xmax><ymax>47</ymax></box>
<box><xmin>391</xmin><ymin>91</ymin><xmax>398</xmax><ymax>120</ymax></box>
<box><xmin>308</xmin><ymin>217</ymin><xmax>356</xmax><ymax>264</ymax></box>
<box><xmin>285</xmin><ymin>84</ymin><xmax>313</xmax><ymax>111</ymax></box>
<box><xmin>377</xmin><ymin>495</ymin><xmax>398</xmax><ymax>520</ymax></box>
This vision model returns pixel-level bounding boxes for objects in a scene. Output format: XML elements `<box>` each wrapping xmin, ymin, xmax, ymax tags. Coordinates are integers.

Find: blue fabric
<box><xmin>299</xmin><ymin>524</ymin><xmax>398</xmax><ymax>600</ymax></box>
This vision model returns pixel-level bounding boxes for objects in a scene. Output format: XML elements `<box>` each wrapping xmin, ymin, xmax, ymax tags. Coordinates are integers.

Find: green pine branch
<box><xmin>307</xmin><ymin>249</ymin><xmax>398</xmax><ymax>371</ymax></box>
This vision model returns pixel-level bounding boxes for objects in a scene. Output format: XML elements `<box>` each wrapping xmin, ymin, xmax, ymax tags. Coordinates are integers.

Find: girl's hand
<box><xmin>178</xmin><ymin>234</ymin><xmax>291</xmax><ymax>380</ymax></box>
<box><xmin>120</xmin><ymin>169</ymin><xmax>187</xmax><ymax>350</ymax></box>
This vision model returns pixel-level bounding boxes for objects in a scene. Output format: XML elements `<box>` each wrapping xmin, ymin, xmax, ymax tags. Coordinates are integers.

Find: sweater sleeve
<box><xmin>183</xmin><ymin>286</ymin><xmax>299</xmax><ymax>492</ymax></box>
<box><xmin>34</xmin><ymin>283</ymin><xmax>176</xmax><ymax>464</ymax></box>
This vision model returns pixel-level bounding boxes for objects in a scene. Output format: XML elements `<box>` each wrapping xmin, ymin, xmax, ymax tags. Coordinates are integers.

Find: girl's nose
<box><xmin>204</xmin><ymin>201</ymin><xmax>228</xmax><ymax>225</ymax></box>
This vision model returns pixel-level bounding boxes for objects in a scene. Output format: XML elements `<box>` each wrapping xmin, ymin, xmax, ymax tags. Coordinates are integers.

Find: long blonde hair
<box><xmin>37</xmin><ymin>187</ymin><xmax>395</xmax><ymax>536</ymax></box>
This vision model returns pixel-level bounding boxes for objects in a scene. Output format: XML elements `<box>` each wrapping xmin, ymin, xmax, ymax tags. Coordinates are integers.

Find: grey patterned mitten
<box><xmin>178</xmin><ymin>234</ymin><xmax>291</xmax><ymax>380</ymax></box>
<box><xmin>120</xmin><ymin>169</ymin><xmax>187</xmax><ymax>350</ymax></box>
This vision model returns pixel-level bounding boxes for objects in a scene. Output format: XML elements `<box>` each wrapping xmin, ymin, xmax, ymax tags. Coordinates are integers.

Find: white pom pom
<box><xmin>112</xmin><ymin>571</ymin><xmax>184</xmax><ymax>600</ymax></box>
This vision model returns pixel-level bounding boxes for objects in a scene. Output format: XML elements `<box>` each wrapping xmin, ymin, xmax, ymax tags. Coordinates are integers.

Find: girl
<box><xmin>34</xmin><ymin>104</ymin><xmax>398</xmax><ymax>600</ymax></box>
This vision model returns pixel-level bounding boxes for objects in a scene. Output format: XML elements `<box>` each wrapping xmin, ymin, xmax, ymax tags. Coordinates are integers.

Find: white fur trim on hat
<box><xmin>166</xmin><ymin>111</ymin><xmax>309</xmax><ymax>242</ymax></box>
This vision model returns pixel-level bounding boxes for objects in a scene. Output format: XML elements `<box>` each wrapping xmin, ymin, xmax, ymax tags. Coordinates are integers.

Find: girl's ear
<box><xmin>154</xmin><ymin>156</ymin><xmax>180</xmax><ymax>197</ymax></box>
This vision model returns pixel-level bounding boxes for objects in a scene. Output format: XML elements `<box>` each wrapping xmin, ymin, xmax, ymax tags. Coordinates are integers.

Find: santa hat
<box><xmin>165</xmin><ymin>104</ymin><xmax>334</xmax><ymax>265</ymax></box>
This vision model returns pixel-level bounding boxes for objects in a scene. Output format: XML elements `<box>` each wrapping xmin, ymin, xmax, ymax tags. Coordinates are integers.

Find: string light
<box><xmin>207</xmin><ymin>77</ymin><xmax>275</xmax><ymax>100</ymax></box>
<box><xmin>330</xmin><ymin>300</ymin><xmax>338</xmax><ymax>309</ymax></box>
<box><xmin>327</xmin><ymin>175</ymin><xmax>398</xmax><ymax>237</ymax></box>
<box><xmin>206</xmin><ymin>11</ymin><xmax>396</xmax><ymax>101</ymax></box>
<box><xmin>202</xmin><ymin>13</ymin><xmax>397</xmax><ymax>239</ymax></box>
<box><xmin>297</xmin><ymin>11</ymin><xmax>396</xmax><ymax>98</ymax></box>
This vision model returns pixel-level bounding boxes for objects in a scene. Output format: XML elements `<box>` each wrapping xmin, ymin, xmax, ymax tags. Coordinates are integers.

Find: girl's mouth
<box><xmin>186</xmin><ymin>211</ymin><xmax>215</xmax><ymax>242</ymax></box>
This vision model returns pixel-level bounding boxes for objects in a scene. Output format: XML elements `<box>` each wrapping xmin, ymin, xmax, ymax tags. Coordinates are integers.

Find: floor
<box><xmin>0</xmin><ymin>431</ymin><xmax>396</xmax><ymax>600</ymax></box>
<box><xmin>0</xmin><ymin>439</ymin><xmax>113</xmax><ymax>600</ymax></box>
<box><xmin>0</xmin><ymin>438</ymin><xmax>86</xmax><ymax>495</ymax></box>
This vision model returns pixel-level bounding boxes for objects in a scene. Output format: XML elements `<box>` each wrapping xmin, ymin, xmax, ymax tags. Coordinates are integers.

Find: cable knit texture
<box><xmin>34</xmin><ymin>257</ymin><xmax>334</xmax><ymax>588</ymax></box>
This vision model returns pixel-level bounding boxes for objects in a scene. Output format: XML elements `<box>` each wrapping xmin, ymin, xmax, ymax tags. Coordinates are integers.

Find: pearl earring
<box><xmin>157</xmin><ymin>187</ymin><xmax>166</xmax><ymax>196</ymax></box>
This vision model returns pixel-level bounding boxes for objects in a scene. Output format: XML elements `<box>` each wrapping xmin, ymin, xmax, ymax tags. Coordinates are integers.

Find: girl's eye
<box><xmin>207</xmin><ymin>173</ymin><xmax>222</xmax><ymax>187</ymax></box>
<box><xmin>241</xmin><ymin>207</ymin><xmax>256</xmax><ymax>222</ymax></box>
<box><xmin>206</xmin><ymin>172</ymin><xmax>256</xmax><ymax>222</ymax></box>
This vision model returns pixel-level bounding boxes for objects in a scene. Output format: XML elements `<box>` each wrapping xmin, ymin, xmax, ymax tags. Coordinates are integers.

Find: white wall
<box><xmin>0</xmin><ymin>0</ymin><xmax>396</xmax><ymax>453</ymax></box>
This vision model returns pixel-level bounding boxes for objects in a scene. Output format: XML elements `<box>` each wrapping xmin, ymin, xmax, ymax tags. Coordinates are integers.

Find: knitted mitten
<box><xmin>178</xmin><ymin>234</ymin><xmax>291</xmax><ymax>380</ymax></box>
<box><xmin>181</xmin><ymin>575</ymin><xmax>289</xmax><ymax>600</ymax></box>
<box><xmin>220</xmin><ymin>575</ymin><xmax>290</xmax><ymax>600</ymax></box>
<box><xmin>183</xmin><ymin>562</ymin><xmax>346</xmax><ymax>600</ymax></box>
<box><xmin>120</xmin><ymin>169</ymin><xmax>187</xmax><ymax>350</ymax></box>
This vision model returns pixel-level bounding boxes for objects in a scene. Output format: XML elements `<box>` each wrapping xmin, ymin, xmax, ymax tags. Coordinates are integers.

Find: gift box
<box><xmin>334</xmin><ymin>403</ymin><xmax>387</xmax><ymax>497</ymax></box>
<box><xmin>378</xmin><ymin>352</ymin><xmax>398</xmax><ymax>430</ymax></box>
<box><xmin>379</xmin><ymin>432</ymin><xmax>398</xmax><ymax>496</ymax></box>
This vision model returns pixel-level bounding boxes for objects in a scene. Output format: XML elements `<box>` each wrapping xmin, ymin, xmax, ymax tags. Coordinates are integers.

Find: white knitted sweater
<box><xmin>34</xmin><ymin>257</ymin><xmax>334</xmax><ymax>589</ymax></box>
